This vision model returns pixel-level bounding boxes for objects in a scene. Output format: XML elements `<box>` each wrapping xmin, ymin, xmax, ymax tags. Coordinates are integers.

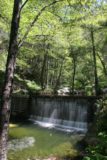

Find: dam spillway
<box><xmin>28</xmin><ymin>96</ymin><xmax>95</xmax><ymax>133</ymax></box>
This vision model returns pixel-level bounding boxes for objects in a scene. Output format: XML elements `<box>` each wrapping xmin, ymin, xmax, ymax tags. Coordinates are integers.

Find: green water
<box><xmin>8</xmin><ymin>123</ymin><xmax>82</xmax><ymax>160</ymax></box>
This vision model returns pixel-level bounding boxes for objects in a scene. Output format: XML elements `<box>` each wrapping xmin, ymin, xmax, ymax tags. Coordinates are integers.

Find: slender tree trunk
<box><xmin>40</xmin><ymin>53</ymin><xmax>48</xmax><ymax>89</ymax></box>
<box><xmin>0</xmin><ymin>1</ymin><xmax>22</xmax><ymax>160</ymax></box>
<box><xmin>53</xmin><ymin>60</ymin><xmax>58</xmax><ymax>87</ymax></box>
<box><xmin>46</xmin><ymin>59</ymin><xmax>49</xmax><ymax>89</ymax></box>
<box><xmin>72</xmin><ymin>57</ymin><xmax>77</xmax><ymax>95</ymax></box>
<box><xmin>90</xmin><ymin>28</ymin><xmax>99</xmax><ymax>96</ymax></box>
<box><xmin>54</xmin><ymin>59</ymin><xmax>64</xmax><ymax>93</ymax></box>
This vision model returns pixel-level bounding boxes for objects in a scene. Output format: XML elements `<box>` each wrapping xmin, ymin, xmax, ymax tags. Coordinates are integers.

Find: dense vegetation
<box><xmin>0</xmin><ymin>0</ymin><xmax>107</xmax><ymax>95</ymax></box>
<box><xmin>0</xmin><ymin>0</ymin><xmax>107</xmax><ymax>160</ymax></box>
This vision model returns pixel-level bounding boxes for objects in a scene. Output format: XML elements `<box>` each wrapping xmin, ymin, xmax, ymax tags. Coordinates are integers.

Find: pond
<box><xmin>8</xmin><ymin>123</ymin><xmax>83</xmax><ymax>160</ymax></box>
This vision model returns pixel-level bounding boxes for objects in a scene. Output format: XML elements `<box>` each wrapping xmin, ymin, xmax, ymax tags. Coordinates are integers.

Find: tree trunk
<box><xmin>0</xmin><ymin>1</ymin><xmax>22</xmax><ymax>160</ymax></box>
<box><xmin>72</xmin><ymin>57</ymin><xmax>77</xmax><ymax>95</ymax></box>
<box><xmin>90</xmin><ymin>28</ymin><xmax>100</xmax><ymax>96</ymax></box>
<box><xmin>46</xmin><ymin>59</ymin><xmax>49</xmax><ymax>89</ymax></box>
<box><xmin>40</xmin><ymin>53</ymin><xmax>48</xmax><ymax>89</ymax></box>
<box><xmin>54</xmin><ymin>59</ymin><xmax>64</xmax><ymax>93</ymax></box>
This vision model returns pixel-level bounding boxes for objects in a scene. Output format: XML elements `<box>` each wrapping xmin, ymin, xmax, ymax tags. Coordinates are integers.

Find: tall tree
<box><xmin>71</xmin><ymin>50</ymin><xmax>77</xmax><ymax>95</ymax></box>
<box><xmin>90</xmin><ymin>27</ymin><xmax>100</xmax><ymax>96</ymax></box>
<box><xmin>54</xmin><ymin>58</ymin><xmax>65</xmax><ymax>93</ymax></box>
<box><xmin>0</xmin><ymin>0</ymin><xmax>22</xmax><ymax>159</ymax></box>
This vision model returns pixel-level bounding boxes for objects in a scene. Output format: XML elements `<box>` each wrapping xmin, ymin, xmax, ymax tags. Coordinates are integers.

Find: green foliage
<box><xmin>0</xmin><ymin>53</ymin><xmax>7</xmax><ymax>71</ymax></box>
<box><xmin>0</xmin><ymin>0</ymin><xmax>107</xmax><ymax>159</ymax></box>
<box><xmin>25</xmin><ymin>80</ymin><xmax>41</xmax><ymax>91</ymax></box>
<box><xmin>13</xmin><ymin>74</ymin><xmax>41</xmax><ymax>94</ymax></box>
<box><xmin>0</xmin><ymin>0</ymin><xmax>107</xmax><ymax>93</ymax></box>
<box><xmin>96</xmin><ymin>98</ymin><xmax>107</xmax><ymax>132</ymax></box>
<box><xmin>83</xmin><ymin>97</ymin><xmax>107</xmax><ymax>160</ymax></box>
<box><xmin>83</xmin><ymin>132</ymin><xmax>107</xmax><ymax>160</ymax></box>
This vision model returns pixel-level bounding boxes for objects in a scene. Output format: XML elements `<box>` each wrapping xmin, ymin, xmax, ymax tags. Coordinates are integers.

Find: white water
<box><xmin>30</xmin><ymin>97</ymin><xmax>89</xmax><ymax>133</ymax></box>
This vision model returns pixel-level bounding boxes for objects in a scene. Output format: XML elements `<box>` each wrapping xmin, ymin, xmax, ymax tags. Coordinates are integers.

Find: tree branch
<box><xmin>96</xmin><ymin>52</ymin><xmax>107</xmax><ymax>75</ymax></box>
<box><xmin>20</xmin><ymin>0</ymin><xmax>29</xmax><ymax>12</ymax></box>
<box><xmin>18</xmin><ymin>0</ymin><xmax>63</xmax><ymax>48</ymax></box>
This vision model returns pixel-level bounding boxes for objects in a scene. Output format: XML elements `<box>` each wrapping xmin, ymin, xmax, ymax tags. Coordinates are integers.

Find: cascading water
<box><xmin>29</xmin><ymin>96</ymin><xmax>93</xmax><ymax>133</ymax></box>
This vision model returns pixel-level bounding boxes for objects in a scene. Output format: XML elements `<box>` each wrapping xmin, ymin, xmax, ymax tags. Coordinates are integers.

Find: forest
<box><xmin>0</xmin><ymin>0</ymin><xmax>107</xmax><ymax>160</ymax></box>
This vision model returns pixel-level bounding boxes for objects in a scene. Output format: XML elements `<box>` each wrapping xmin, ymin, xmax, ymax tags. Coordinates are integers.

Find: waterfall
<box><xmin>29</xmin><ymin>96</ymin><xmax>94</xmax><ymax>133</ymax></box>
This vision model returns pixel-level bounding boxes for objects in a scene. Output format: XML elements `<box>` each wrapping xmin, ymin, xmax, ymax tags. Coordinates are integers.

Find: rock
<box><xmin>8</xmin><ymin>137</ymin><xmax>35</xmax><ymax>151</ymax></box>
